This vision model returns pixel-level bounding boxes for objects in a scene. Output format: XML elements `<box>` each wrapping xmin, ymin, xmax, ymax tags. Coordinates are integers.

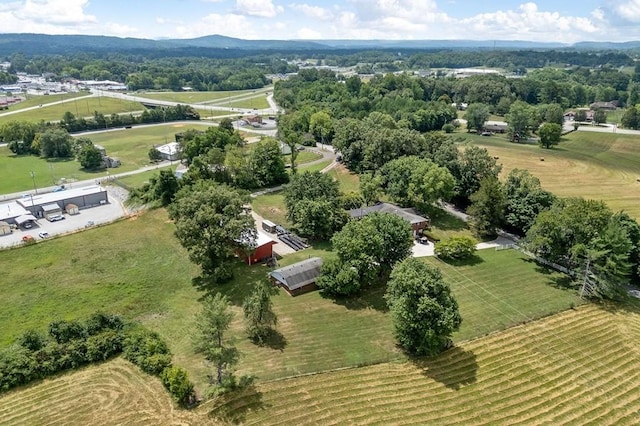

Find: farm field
<box><xmin>212</xmin><ymin>303</ymin><xmax>640</xmax><ymax>425</ymax></box>
<box><xmin>0</xmin><ymin>123</ymin><xmax>211</xmax><ymax>194</ymax></box>
<box><xmin>0</xmin><ymin>96</ymin><xmax>142</xmax><ymax>125</ymax></box>
<box><xmin>0</xmin><ymin>357</ymin><xmax>208</xmax><ymax>425</ymax></box>
<box><xmin>0</xmin><ymin>198</ymin><xmax>581</xmax><ymax>389</ymax></box>
<box><xmin>467</xmin><ymin>130</ymin><xmax>640</xmax><ymax>218</ymax></box>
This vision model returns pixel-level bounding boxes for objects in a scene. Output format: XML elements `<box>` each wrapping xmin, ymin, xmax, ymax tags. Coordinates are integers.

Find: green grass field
<box><xmin>2</xmin><ymin>92</ymin><xmax>90</xmax><ymax>113</ymax></box>
<box><xmin>210</xmin><ymin>303</ymin><xmax>640</xmax><ymax>424</ymax></box>
<box><xmin>466</xmin><ymin>130</ymin><xmax>640</xmax><ymax>218</ymax></box>
<box><xmin>0</xmin><ymin>123</ymin><xmax>212</xmax><ymax>194</ymax></box>
<box><xmin>5</xmin><ymin>303</ymin><xmax>640</xmax><ymax>425</ymax></box>
<box><xmin>0</xmin><ymin>201</ymin><xmax>581</xmax><ymax>389</ymax></box>
<box><xmin>139</xmin><ymin>89</ymin><xmax>265</xmax><ymax>104</ymax></box>
<box><xmin>0</xmin><ymin>96</ymin><xmax>142</xmax><ymax>125</ymax></box>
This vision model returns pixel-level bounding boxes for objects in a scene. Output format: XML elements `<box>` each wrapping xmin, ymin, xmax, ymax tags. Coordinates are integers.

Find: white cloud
<box><xmin>459</xmin><ymin>2</ymin><xmax>602</xmax><ymax>42</ymax></box>
<box><xmin>235</xmin><ymin>0</ymin><xmax>283</xmax><ymax>18</ymax></box>
<box><xmin>611</xmin><ymin>0</ymin><xmax>640</xmax><ymax>22</ymax></box>
<box><xmin>14</xmin><ymin>0</ymin><xmax>96</xmax><ymax>25</ymax></box>
<box><xmin>290</xmin><ymin>3</ymin><xmax>333</xmax><ymax>21</ymax></box>
<box><xmin>296</xmin><ymin>27</ymin><xmax>322</xmax><ymax>39</ymax></box>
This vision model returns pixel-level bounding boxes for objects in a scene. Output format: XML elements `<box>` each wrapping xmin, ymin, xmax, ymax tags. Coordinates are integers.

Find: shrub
<box><xmin>86</xmin><ymin>330</ymin><xmax>123</xmax><ymax>362</ymax></box>
<box><xmin>435</xmin><ymin>236</ymin><xmax>477</xmax><ymax>259</ymax></box>
<box><xmin>48</xmin><ymin>319</ymin><xmax>87</xmax><ymax>344</ymax></box>
<box><xmin>161</xmin><ymin>366</ymin><xmax>195</xmax><ymax>406</ymax></box>
<box><xmin>0</xmin><ymin>346</ymin><xmax>38</xmax><ymax>391</ymax></box>
<box><xmin>18</xmin><ymin>330</ymin><xmax>47</xmax><ymax>352</ymax></box>
<box><xmin>442</xmin><ymin>123</ymin><xmax>455</xmax><ymax>133</ymax></box>
<box><xmin>85</xmin><ymin>312</ymin><xmax>124</xmax><ymax>335</ymax></box>
<box><xmin>122</xmin><ymin>326</ymin><xmax>172</xmax><ymax>375</ymax></box>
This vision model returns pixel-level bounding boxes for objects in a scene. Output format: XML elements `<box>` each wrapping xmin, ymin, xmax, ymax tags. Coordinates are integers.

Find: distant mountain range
<box><xmin>0</xmin><ymin>33</ymin><xmax>639</xmax><ymax>56</ymax></box>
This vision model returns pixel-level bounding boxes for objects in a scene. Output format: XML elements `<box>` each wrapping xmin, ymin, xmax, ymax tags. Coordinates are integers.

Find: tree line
<box><xmin>0</xmin><ymin>312</ymin><xmax>195</xmax><ymax>406</ymax></box>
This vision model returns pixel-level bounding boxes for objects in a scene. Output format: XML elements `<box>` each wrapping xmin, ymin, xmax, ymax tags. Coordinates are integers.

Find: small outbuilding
<box><xmin>15</xmin><ymin>214</ymin><xmax>37</xmax><ymax>229</ymax></box>
<box><xmin>42</xmin><ymin>203</ymin><xmax>63</xmax><ymax>221</ymax></box>
<box><xmin>65</xmin><ymin>204</ymin><xmax>79</xmax><ymax>215</ymax></box>
<box><xmin>239</xmin><ymin>230</ymin><xmax>277</xmax><ymax>265</ymax></box>
<box><xmin>269</xmin><ymin>257</ymin><xmax>323</xmax><ymax>296</ymax></box>
<box><xmin>0</xmin><ymin>221</ymin><xmax>11</xmax><ymax>236</ymax></box>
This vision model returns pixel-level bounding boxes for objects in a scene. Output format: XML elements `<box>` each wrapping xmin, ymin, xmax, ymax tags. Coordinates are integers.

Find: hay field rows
<box><xmin>211</xmin><ymin>304</ymin><xmax>640</xmax><ymax>425</ymax></box>
<box><xmin>0</xmin><ymin>358</ymin><xmax>208</xmax><ymax>426</ymax></box>
<box><xmin>469</xmin><ymin>131</ymin><xmax>640</xmax><ymax>218</ymax></box>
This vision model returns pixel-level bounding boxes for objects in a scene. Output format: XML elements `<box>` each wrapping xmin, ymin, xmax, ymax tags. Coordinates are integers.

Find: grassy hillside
<box><xmin>0</xmin><ymin>123</ymin><xmax>211</xmax><ymax>194</ymax></box>
<box><xmin>467</xmin><ymin>130</ymin><xmax>640</xmax><ymax>218</ymax></box>
<box><xmin>0</xmin><ymin>96</ymin><xmax>141</xmax><ymax>125</ymax></box>
<box><xmin>4</xmin><ymin>303</ymin><xmax>639</xmax><ymax>425</ymax></box>
<box><xmin>210</xmin><ymin>304</ymin><xmax>640</xmax><ymax>424</ymax></box>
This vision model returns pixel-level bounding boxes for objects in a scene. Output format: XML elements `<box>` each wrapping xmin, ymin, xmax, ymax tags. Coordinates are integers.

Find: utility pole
<box><xmin>29</xmin><ymin>171</ymin><xmax>38</xmax><ymax>194</ymax></box>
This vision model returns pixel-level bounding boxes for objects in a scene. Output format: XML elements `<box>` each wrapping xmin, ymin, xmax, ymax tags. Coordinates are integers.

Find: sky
<box><xmin>1</xmin><ymin>0</ymin><xmax>640</xmax><ymax>43</ymax></box>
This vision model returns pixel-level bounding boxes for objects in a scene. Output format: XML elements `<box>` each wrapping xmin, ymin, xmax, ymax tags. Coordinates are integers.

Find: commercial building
<box><xmin>16</xmin><ymin>186</ymin><xmax>108</xmax><ymax>218</ymax></box>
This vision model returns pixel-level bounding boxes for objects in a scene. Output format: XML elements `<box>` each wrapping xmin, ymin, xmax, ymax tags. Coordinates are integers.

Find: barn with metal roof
<box><xmin>269</xmin><ymin>257</ymin><xmax>323</xmax><ymax>296</ymax></box>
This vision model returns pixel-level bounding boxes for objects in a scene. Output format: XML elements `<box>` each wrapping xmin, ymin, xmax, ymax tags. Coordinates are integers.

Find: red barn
<box><xmin>239</xmin><ymin>230</ymin><xmax>277</xmax><ymax>265</ymax></box>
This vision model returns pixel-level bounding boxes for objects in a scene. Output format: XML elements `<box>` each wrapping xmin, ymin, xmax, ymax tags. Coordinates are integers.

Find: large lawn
<box><xmin>139</xmin><ymin>89</ymin><xmax>267</xmax><ymax>104</ymax></box>
<box><xmin>467</xmin><ymin>130</ymin><xmax>640</xmax><ymax>218</ymax></box>
<box><xmin>0</xmin><ymin>123</ymin><xmax>211</xmax><ymax>194</ymax></box>
<box><xmin>1</xmin><ymin>92</ymin><xmax>90</xmax><ymax>113</ymax></box>
<box><xmin>0</xmin><ymin>96</ymin><xmax>142</xmax><ymax>125</ymax></box>
<box><xmin>211</xmin><ymin>303</ymin><xmax>640</xmax><ymax>425</ymax></box>
<box><xmin>0</xmin><ymin>204</ymin><xmax>581</xmax><ymax>392</ymax></box>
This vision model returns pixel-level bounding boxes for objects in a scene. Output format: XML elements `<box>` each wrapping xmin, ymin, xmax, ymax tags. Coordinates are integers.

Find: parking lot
<box><xmin>0</xmin><ymin>187</ymin><xmax>128</xmax><ymax>249</ymax></box>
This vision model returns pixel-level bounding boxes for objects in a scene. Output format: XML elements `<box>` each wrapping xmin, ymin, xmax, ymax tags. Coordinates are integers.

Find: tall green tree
<box><xmin>538</xmin><ymin>122</ymin><xmax>562</xmax><ymax>149</ymax></box>
<box><xmin>193</xmin><ymin>293</ymin><xmax>239</xmax><ymax>386</ymax></box>
<box><xmin>506</xmin><ymin>100</ymin><xmax>535</xmax><ymax>141</ymax></box>
<box><xmin>249</xmin><ymin>137</ymin><xmax>289</xmax><ymax>188</ymax></box>
<box><xmin>621</xmin><ymin>106</ymin><xmax>639</xmax><ymax>129</ymax></box>
<box><xmin>38</xmin><ymin>128</ymin><xmax>73</xmax><ymax>158</ymax></box>
<box><xmin>464</xmin><ymin>103</ymin><xmax>490</xmax><ymax>132</ymax></box>
<box><xmin>243</xmin><ymin>280</ymin><xmax>278</xmax><ymax>343</ymax></box>
<box><xmin>168</xmin><ymin>182</ymin><xmax>255</xmax><ymax>283</ymax></box>
<box><xmin>309</xmin><ymin>110</ymin><xmax>333</xmax><ymax>145</ymax></box>
<box><xmin>152</xmin><ymin>169</ymin><xmax>180</xmax><ymax>206</ymax></box>
<box><xmin>593</xmin><ymin>109</ymin><xmax>607</xmax><ymax>125</ymax></box>
<box><xmin>77</xmin><ymin>143</ymin><xmax>103</xmax><ymax>170</ymax></box>
<box><xmin>385</xmin><ymin>258</ymin><xmax>462</xmax><ymax>356</ymax></box>
<box><xmin>454</xmin><ymin>146</ymin><xmax>502</xmax><ymax>203</ymax></box>
<box><xmin>502</xmin><ymin>169</ymin><xmax>555</xmax><ymax>235</ymax></box>
<box><xmin>468</xmin><ymin>177</ymin><xmax>505</xmax><ymax>238</ymax></box>
<box><xmin>317</xmin><ymin>213</ymin><xmax>413</xmax><ymax>296</ymax></box>
<box><xmin>284</xmin><ymin>171</ymin><xmax>345</xmax><ymax>239</ymax></box>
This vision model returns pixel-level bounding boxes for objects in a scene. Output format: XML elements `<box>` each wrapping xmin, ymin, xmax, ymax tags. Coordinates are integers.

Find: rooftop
<box><xmin>17</xmin><ymin>185</ymin><xmax>106</xmax><ymax>207</ymax></box>
<box><xmin>348</xmin><ymin>203</ymin><xmax>428</xmax><ymax>225</ymax></box>
<box><xmin>0</xmin><ymin>202</ymin><xmax>28</xmax><ymax>221</ymax></box>
<box><xmin>270</xmin><ymin>257</ymin><xmax>323</xmax><ymax>291</ymax></box>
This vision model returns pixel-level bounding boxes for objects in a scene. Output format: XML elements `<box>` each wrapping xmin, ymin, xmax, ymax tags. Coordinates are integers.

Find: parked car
<box><xmin>48</xmin><ymin>215</ymin><xmax>64</xmax><ymax>222</ymax></box>
<box><xmin>23</xmin><ymin>221</ymin><xmax>33</xmax><ymax>229</ymax></box>
<box><xmin>38</xmin><ymin>232</ymin><xmax>50</xmax><ymax>239</ymax></box>
<box><xmin>22</xmin><ymin>235</ymin><xmax>35</xmax><ymax>243</ymax></box>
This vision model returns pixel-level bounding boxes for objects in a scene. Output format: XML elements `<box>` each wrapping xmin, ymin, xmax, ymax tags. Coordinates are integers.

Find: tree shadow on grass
<box><xmin>322</xmin><ymin>282</ymin><xmax>389</xmax><ymax>313</ymax></box>
<box><xmin>206</xmin><ymin>384</ymin><xmax>269</xmax><ymax>425</ymax></box>
<box><xmin>251</xmin><ymin>328</ymin><xmax>287</xmax><ymax>352</ymax></box>
<box><xmin>411</xmin><ymin>345</ymin><xmax>478</xmax><ymax>390</ymax></box>
<box><xmin>438</xmin><ymin>254</ymin><xmax>484</xmax><ymax>267</ymax></box>
<box><xmin>192</xmin><ymin>260</ymin><xmax>274</xmax><ymax>306</ymax></box>
<box><xmin>519</xmin><ymin>258</ymin><xmax>579</xmax><ymax>290</ymax></box>
<box><xmin>423</xmin><ymin>205</ymin><xmax>469</xmax><ymax>232</ymax></box>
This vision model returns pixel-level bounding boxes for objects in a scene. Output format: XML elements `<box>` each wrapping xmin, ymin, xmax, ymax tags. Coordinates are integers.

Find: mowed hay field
<box><xmin>211</xmin><ymin>304</ymin><xmax>640</xmax><ymax>425</ymax></box>
<box><xmin>0</xmin><ymin>358</ymin><xmax>209</xmax><ymax>426</ymax></box>
<box><xmin>469</xmin><ymin>131</ymin><xmax>640</xmax><ymax>218</ymax></box>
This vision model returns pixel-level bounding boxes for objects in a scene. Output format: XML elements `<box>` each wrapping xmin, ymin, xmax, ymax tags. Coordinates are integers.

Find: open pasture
<box><xmin>212</xmin><ymin>303</ymin><xmax>640</xmax><ymax>425</ymax></box>
<box><xmin>0</xmin><ymin>96</ymin><xmax>141</xmax><ymax>125</ymax></box>
<box><xmin>468</xmin><ymin>131</ymin><xmax>640</xmax><ymax>218</ymax></box>
<box><xmin>0</xmin><ymin>357</ymin><xmax>207</xmax><ymax>426</ymax></box>
<box><xmin>139</xmin><ymin>89</ymin><xmax>264</xmax><ymax>104</ymax></box>
<box><xmin>0</xmin><ymin>123</ymin><xmax>211</xmax><ymax>194</ymax></box>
